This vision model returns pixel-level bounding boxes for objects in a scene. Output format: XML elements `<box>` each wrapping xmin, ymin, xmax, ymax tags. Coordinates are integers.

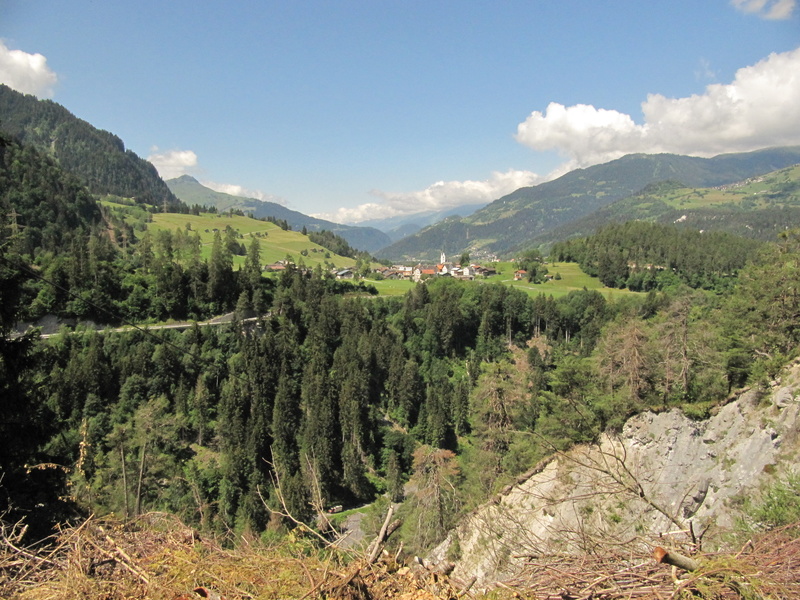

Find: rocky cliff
<box><xmin>430</xmin><ymin>360</ymin><xmax>800</xmax><ymax>587</ymax></box>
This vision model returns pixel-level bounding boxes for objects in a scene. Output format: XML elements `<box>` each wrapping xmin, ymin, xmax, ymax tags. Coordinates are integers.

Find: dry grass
<box><xmin>1</xmin><ymin>513</ymin><xmax>328</xmax><ymax>600</ymax></box>
<box><xmin>2</xmin><ymin>514</ymin><xmax>800</xmax><ymax>600</ymax></box>
<box><xmin>0</xmin><ymin>513</ymin><xmax>459</xmax><ymax>600</ymax></box>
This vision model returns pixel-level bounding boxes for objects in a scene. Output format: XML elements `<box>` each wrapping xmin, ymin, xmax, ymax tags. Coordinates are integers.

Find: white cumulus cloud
<box><xmin>515</xmin><ymin>46</ymin><xmax>800</xmax><ymax>170</ymax></box>
<box><xmin>515</xmin><ymin>103</ymin><xmax>646</xmax><ymax>169</ymax></box>
<box><xmin>147</xmin><ymin>148</ymin><xmax>199</xmax><ymax>180</ymax></box>
<box><xmin>731</xmin><ymin>0</ymin><xmax>796</xmax><ymax>19</ymax></box>
<box><xmin>318</xmin><ymin>169</ymin><xmax>544</xmax><ymax>224</ymax></box>
<box><xmin>0</xmin><ymin>40</ymin><xmax>58</xmax><ymax>98</ymax></box>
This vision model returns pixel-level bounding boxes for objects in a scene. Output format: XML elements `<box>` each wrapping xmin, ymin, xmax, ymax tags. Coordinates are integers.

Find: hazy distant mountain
<box><xmin>355</xmin><ymin>202</ymin><xmax>489</xmax><ymax>242</ymax></box>
<box><xmin>167</xmin><ymin>175</ymin><xmax>391</xmax><ymax>253</ymax></box>
<box><xmin>0</xmin><ymin>84</ymin><xmax>180</xmax><ymax>209</ymax></box>
<box><xmin>377</xmin><ymin>147</ymin><xmax>800</xmax><ymax>261</ymax></box>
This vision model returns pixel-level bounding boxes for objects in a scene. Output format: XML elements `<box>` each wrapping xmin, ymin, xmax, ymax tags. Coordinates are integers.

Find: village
<box><xmin>263</xmin><ymin>251</ymin><xmax>514</xmax><ymax>283</ymax></box>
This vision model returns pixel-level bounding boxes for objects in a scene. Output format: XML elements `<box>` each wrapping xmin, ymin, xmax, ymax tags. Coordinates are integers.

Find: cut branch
<box><xmin>366</xmin><ymin>506</ymin><xmax>401</xmax><ymax>564</ymax></box>
<box><xmin>653</xmin><ymin>546</ymin><xmax>700</xmax><ymax>572</ymax></box>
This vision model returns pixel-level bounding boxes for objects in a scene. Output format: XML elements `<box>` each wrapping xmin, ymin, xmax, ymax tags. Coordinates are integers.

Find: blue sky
<box><xmin>1</xmin><ymin>1</ymin><xmax>799</xmax><ymax>223</ymax></box>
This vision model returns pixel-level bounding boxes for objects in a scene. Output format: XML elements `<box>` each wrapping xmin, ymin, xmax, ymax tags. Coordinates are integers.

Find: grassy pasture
<box><xmin>367</xmin><ymin>277</ymin><xmax>416</xmax><ymax>296</ymax></box>
<box><xmin>100</xmin><ymin>199</ymin><xmax>358</xmax><ymax>270</ymax></box>
<box><xmin>108</xmin><ymin>208</ymin><xmax>356</xmax><ymax>270</ymax></box>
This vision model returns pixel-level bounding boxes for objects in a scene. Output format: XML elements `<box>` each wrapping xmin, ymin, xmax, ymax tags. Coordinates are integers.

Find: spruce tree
<box><xmin>207</xmin><ymin>230</ymin><xmax>234</xmax><ymax>311</ymax></box>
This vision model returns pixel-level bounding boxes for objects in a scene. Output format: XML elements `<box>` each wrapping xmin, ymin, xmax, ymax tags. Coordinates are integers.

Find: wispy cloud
<box><xmin>694</xmin><ymin>58</ymin><xmax>717</xmax><ymax>82</ymax></box>
<box><xmin>0</xmin><ymin>40</ymin><xmax>58</xmax><ymax>98</ymax></box>
<box><xmin>316</xmin><ymin>169</ymin><xmax>543</xmax><ymax>224</ymax></box>
<box><xmin>731</xmin><ymin>0</ymin><xmax>796</xmax><ymax>19</ymax></box>
<box><xmin>515</xmin><ymin>46</ymin><xmax>800</xmax><ymax>170</ymax></box>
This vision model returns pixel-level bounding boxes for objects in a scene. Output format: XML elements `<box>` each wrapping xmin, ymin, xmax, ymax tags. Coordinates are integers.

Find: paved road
<box><xmin>20</xmin><ymin>313</ymin><xmax>266</xmax><ymax>339</ymax></box>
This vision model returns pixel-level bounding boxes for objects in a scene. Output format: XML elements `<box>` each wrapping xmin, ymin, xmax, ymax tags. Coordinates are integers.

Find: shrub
<box><xmin>743</xmin><ymin>473</ymin><xmax>800</xmax><ymax>532</ymax></box>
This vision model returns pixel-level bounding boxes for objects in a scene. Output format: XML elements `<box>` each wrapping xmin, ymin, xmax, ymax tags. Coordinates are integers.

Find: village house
<box><xmin>449</xmin><ymin>265</ymin><xmax>474</xmax><ymax>280</ymax></box>
<box><xmin>264</xmin><ymin>260</ymin><xmax>288</xmax><ymax>272</ymax></box>
<box><xmin>461</xmin><ymin>265</ymin><xmax>473</xmax><ymax>277</ymax></box>
<box><xmin>394</xmin><ymin>265</ymin><xmax>414</xmax><ymax>279</ymax></box>
<box><xmin>412</xmin><ymin>265</ymin><xmax>437</xmax><ymax>282</ymax></box>
<box><xmin>474</xmin><ymin>265</ymin><xmax>497</xmax><ymax>277</ymax></box>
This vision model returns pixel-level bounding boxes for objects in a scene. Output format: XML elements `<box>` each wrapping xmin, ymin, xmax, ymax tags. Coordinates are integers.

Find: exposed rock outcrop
<box><xmin>430</xmin><ymin>361</ymin><xmax>800</xmax><ymax>587</ymax></box>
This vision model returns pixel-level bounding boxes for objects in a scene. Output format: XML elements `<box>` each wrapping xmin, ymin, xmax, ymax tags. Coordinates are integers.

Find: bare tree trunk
<box><xmin>135</xmin><ymin>440</ymin><xmax>147</xmax><ymax>516</ymax></box>
<box><xmin>680</xmin><ymin>311</ymin><xmax>690</xmax><ymax>393</ymax></box>
<box><xmin>120</xmin><ymin>444</ymin><xmax>130</xmax><ymax>520</ymax></box>
<box><xmin>367</xmin><ymin>506</ymin><xmax>397</xmax><ymax>564</ymax></box>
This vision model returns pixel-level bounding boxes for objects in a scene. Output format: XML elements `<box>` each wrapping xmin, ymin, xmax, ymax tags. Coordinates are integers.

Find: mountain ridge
<box><xmin>167</xmin><ymin>175</ymin><xmax>391</xmax><ymax>253</ymax></box>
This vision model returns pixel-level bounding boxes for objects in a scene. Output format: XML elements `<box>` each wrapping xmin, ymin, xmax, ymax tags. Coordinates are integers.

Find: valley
<box><xmin>2</xmin><ymin>83</ymin><xmax>800</xmax><ymax>600</ymax></box>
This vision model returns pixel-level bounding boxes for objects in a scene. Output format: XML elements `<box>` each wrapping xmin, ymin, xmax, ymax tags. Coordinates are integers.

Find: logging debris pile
<box><xmin>501</xmin><ymin>524</ymin><xmax>800</xmax><ymax>599</ymax></box>
<box><xmin>2</xmin><ymin>514</ymin><xmax>800</xmax><ymax>599</ymax></box>
<box><xmin>0</xmin><ymin>513</ymin><xmax>459</xmax><ymax>600</ymax></box>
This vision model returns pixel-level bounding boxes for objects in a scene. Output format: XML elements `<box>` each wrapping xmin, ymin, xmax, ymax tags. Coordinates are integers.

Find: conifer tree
<box><xmin>243</xmin><ymin>235</ymin><xmax>262</xmax><ymax>293</ymax></box>
<box><xmin>207</xmin><ymin>230</ymin><xmax>234</xmax><ymax>310</ymax></box>
<box><xmin>271</xmin><ymin>366</ymin><xmax>310</xmax><ymax>520</ymax></box>
<box><xmin>334</xmin><ymin>329</ymin><xmax>373</xmax><ymax>500</ymax></box>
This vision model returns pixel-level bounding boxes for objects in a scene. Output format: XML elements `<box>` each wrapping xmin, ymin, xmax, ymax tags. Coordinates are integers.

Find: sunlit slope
<box><xmin>147</xmin><ymin>212</ymin><xmax>357</xmax><ymax>269</ymax></box>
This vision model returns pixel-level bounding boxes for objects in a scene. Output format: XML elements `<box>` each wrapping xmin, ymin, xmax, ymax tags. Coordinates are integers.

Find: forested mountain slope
<box><xmin>0</xmin><ymin>133</ymin><xmax>380</xmax><ymax>535</ymax></box>
<box><xmin>379</xmin><ymin>147</ymin><xmax>800</xmax><ymax>261</ymax></box>
<box><xmin>0</xmin><ymin>132</ymin><xmax>102</xmax><ymax>257</ymax></box>
<box><xmin>0</xmin><ymin>84</ymin><xmax>181</xmax><ymax>209</ymax></box>
<box><xmin>0</xmin><ymin>132</ymin><xmax>362</xmax><ymax>328</ymax></box>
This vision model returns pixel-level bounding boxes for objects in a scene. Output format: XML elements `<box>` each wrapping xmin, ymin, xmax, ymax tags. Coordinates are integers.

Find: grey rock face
<box><xmin>430</xmin><ymin>365</ymin><xmax>800</xmax><ymax>587</ymax></box>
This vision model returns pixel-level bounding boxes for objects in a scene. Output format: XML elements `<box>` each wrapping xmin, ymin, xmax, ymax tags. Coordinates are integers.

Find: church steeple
<box><xmin>440</xmin><ymin>250</ymin><xmax>446</xmax><ymax>264</ymax></box>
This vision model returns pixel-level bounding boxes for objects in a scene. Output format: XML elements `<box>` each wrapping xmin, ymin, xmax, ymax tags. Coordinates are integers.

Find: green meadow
<box><xmin>149</xmin><ymin>212</ymin><xmax>360</xmax><ymax>269</ymax></box>
<box><xmin>366</xmin><ymin>277</ymin><xmax>416</xmax><ymax>296</ymax></box>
